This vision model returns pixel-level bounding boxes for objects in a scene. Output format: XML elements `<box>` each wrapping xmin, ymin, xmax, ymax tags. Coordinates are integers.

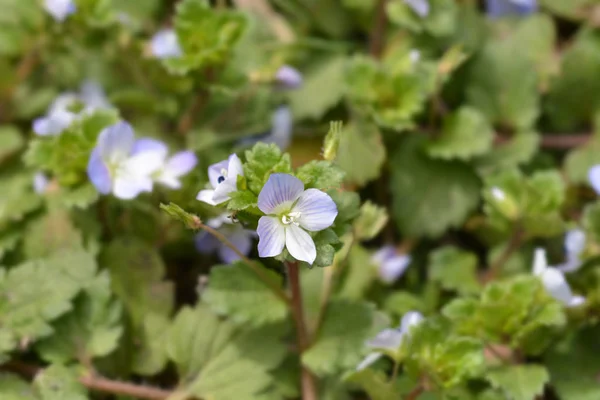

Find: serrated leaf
<box><xmin>337</xmin><ymin>121</ymin><xmax>386</xmax><ymax>187</ymax></box>
<box><xmin>36</xmin><ymin>271</ymin><xmax>122</xmax><ymax>364</ymax></box>
<box><xmin>0</xmin><ymin>250</ymin><xmax>97</xmax><ymax>351</ymax></box>
<box><xmin>33</xmin><ymin>365</ymin><xmax>88</xmax><ymax>400</ymax></box>
<box><xmin>132</xmin><ymin>313</ymin><xmax>171</xmax><ymax>376</ymax></box>
<box><xmin>0</xmin><ymin>172</ymin><xmax>42</xmax><ymax>230</ymax></box>
<box><xmin>296</xmin><ymin>160</ymin><xmax>345</xmax><ymax>190</ymax></box>
<box><xmin>353</xmin><ymin>201</ymin><xmax>388</xmax><ymax>241</ymax></box>
<box><xmin>429</xmin><ymin>246</ymin><xmax>481</xmax><ymax>295</ymax></box>
<box><xmin>22</xmin><ymin>209</ymin><xmax>83</xmax><ymax>259</ymax></box>
<box><xmin>168</xmin><ymin>304</ymin><xmax>286</xmax><ymax>400</ymax></box>
<box><xmin>345</xmin><ymin>368</ymin><xmax>403</xmax><ymax>400</ymax></box>
<box><xmin>486</xmin><ymin>365</ymin><xmax>548</xmax><ymax>400</ymax></box>
<box><xmin>302</xmin><ymin>300</ymin><xmax>375</xmax><ymax>376</ymax></box>
<box><xmin>564</xmin><ymin>135</ymin><xmax>600</xmax><ymax>184</ymax></box>
<box><xmin>227</xmin><ymin>190</ymin><xmax>258</xmax><ymax>211</ymax></box>
<box><xmin>425</xmin><ymin>107</ymin><xmax>493</xmax><ymax>160</ymax></box>
<box><xmin>474</xmin><ymin>131</ymin><xmax>539</xmax><ymax>174</ymax></box>
<box><xmin>57</xmin><ymin>184</ymin><xmax>99</xmax><ymax>209</ymax></box>
<box><xmin>390</xmin><ymin>135</ymin><xmax>480</xmax><ymax>238</ymax></box>
<box><xmin>289</xmin><ymin>56</ymin><xmax>346</xmax><ymax>120</ymax></box>
<box><xmin>204</xmin><ymin>261</ymin><xmax>287</xmax><ymax>327</ymax></box>
<box><xmin>243</xmin><ymin>143</ymin><xmax>292</xmax><ymax>194</ymax></box>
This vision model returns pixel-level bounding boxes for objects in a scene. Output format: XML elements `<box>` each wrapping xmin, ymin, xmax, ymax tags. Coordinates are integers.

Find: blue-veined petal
<box><xmin>208</xmin><ymin>159</ymin><xmax>230</xmax><ymax>188</ymax></box>
<box><xmin>258</xmin><ymin>173</ymin><xmax>304</xmax><ymax>215</ymax></box>
<box><xmin>227</xmin><ymin>153</ymin><xmax>244</xmax><ymax>178</ymax></box>
<box><xmin>485</xmin><ymin>0</ymin><xmax>537</xmax><ymax>18</ymax></box>
<box><xmin>157</xmin><ymin>151</ymin><xmax>198</xmax><ymax>189</ymax></box>
<box><xmin>195</xmin><ymin>231</ymin><xmax>220</xmax><ymax>254</ymax></box>
<box><xmin>293</xmin><ymin>188</ymin><xmax>338</xmax><ymax>231</ymax></box>
<box><xmin>285</xmin><ymin>223</ymin><xmax>316</xmax><ymax>264</ymax></box>
<box><xmin>131</xmin><ymin>138</ymin><xmax>169</xmax><ymax>158</ymax></box>
<box><xmin>112</xmin><ymin>175</ymin><xmax>153</xmax><ymax>199</ymax></box>
<box><xmin>212</xmin><ymin>177</ymin><xmax>238</xmax><ymax>204</ymax></box>
<box><xmin>257</xmin><ymin>216</ymin><xmax>286</xmax><ymax>258</ymax></box>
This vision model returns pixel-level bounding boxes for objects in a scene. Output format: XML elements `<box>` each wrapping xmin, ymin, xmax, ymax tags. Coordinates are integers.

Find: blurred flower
<box><xmin>409</xmin><ymin>50</ymin><xmax>421</xmax><ymax>64</ymax></box>
<box><xmin>197</xmin><ymin>154</ymin><xmax>244</xmax><ymax>206</ymax></box>
<box><xmin>44</xmin><ymin>0</ymin><xmax>76</xmax><ymax>22</ymax></box>
<box><xmin>588</xmin><ymin>164</ymin><xmax>600</xmax><ymax>194</ymax></box>
<box><xmin>129</xmin><ymin>139</ymin><xmax>198</xmax><ymax>190</ymax></box>
<box><xmin>33</xmin><ymin>81</ymin><xmax>110</xmax><ymax>136</ymax></box>
<box><xmin>404</xmin><ymin>0</ymin><xmax>430</xmax><ymax>18</ymax></box>
<box><xmin>195</xmin><ymin>214</ymin><xmax>255</xmax><ymax>263</ymax></box>
<box><xmin>275</xmin><ymin>65</ymin><xmax>303</xmax><ymax>90</ymax></box>
<box><xmin>357</xmin><ymin>311</ymin><xmax>424</xmax><ymax>371</ymax></box>
<box><xmin>256</xmin><ymin>174</ymin><xmax>337</xmax><ymax>265</ymax></box>
<box><xmin>238</xmin><ymin>106</ymin><xmax>293</xmax><ymax>151</ymax></box>
<box><xmin>371</xmin><ymin>246</ymin><xmax>411</xmax><ymax>284</ymax></box>
<box><xmin>557</xmin><ymin>229</ymin><xmax>586</xmax><ymax>273</ymax></box>
<box><xmin>87</xmin><ymin>122</ymin><xmax>165</xmax><ymax>199</ymax></box>
<box><xmin>33</xmin><ymin>172</ymin><xmax>50</xmax><ymax>194</ymax></box>
<box><xmin>151</xmin><ymin>29</ymin><xmax>182</xmax><ymax>59</ymax></box>
<box><xmin>485</xmin><ymin>0</ymin><xmax>537</xmax><ymax>18</ymax></box>
<box><xmin>532</xmin><ymin>248</ymin><xmax>585</xmax><ymax>308</ymax></box>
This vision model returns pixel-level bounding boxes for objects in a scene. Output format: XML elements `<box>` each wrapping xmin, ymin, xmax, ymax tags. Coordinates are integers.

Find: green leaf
<box><xmin>204</xmin><ymin>261</ymin><xmax>288</xmax><ymax>327</ymax></box>
<box><xmin>22</xmin><ymin>209</ymin><xmax>84</xmax><ymax>259</ymax></box>
<box><xmin>0</xmin><ymin>373</ymin><xmax>36</xmax><ymax>399</ymax></box>
<box><xmin>0</xmin><ymin>250</ymin><xmax>97</xmax><ymax>354</ymax></box>
<box><xmin>345</xmin><ymin>368</ymin><xmax>403</xmax><ymax>400</ymax></box>
<box><xmin>131</xmin><ymin>313</ymin><xmax>172</xmax><ymax>376</ymax></box>
<box><xmin>243</xmin><ymin>143</ymin><xmax>292</xmax><ymax>194</ymax></box>
<box><xmin>337</xmin><ymin>121</ymin><xmax>386</xmax><ymax>187</ymax></box>
<box><xmin>564</xmin><ymin>135</ymin><xmax>600</xmax><ymax>184</ymax></box>
<box><xmin>429</xmin><ymin>246</ymin><xmax>481</xmax><ymax>295</ymax></box>
<box><xmin>33</xmin><ymin>365</ymin><xmax>88</xmax><ymax>400</ymax></box>
<box><xmin>486</xmin><ymin>365</ymin><xmax>549</xmax><ymax>400</ymax></box>
<box><xmin>353</xmin><ymin>201</ymin><xmax>388</xmax><ymax>241</ymax></box>
<box><xmin>57</xmin><ymin>184</ymin><xmax>99</xmax><ymax>209</ymax></box>
<box><xmin>425</xmin><ymin>107</ymin><xmax>494</xmax><ymax>160</ymax></box>
<box><xmin>302</xmin><ymin>300</ymin><xmax>375</xmax><ymax>376</ymax></box>
<box><xmin>227</xmin><ymin>190</ymin><xmax>258</xmax><ymax>211</ymax></box>
<box><xmin>323</xmin><ymin>121</ymin><xmax>343</xmax><ymax>161</ymax></box>
<box><xmin>296</xmin><ymin>161</ymin><xmax>345</xmax><ymax>190</ymax></box>
<box><xmin>164</xmin><ymin>0</ymin><xmax>247</xmax><ymax>74</ymax></box>
<box><xmin>36</xmin><ymin>271</ymin><xmax>123</xmax><ymax>364</ymax></box>
<box><xmin>0</xmin><ymin>126</ymin><xmax>23</xmax><ymax>162</ymax></box>
<box><xmin>289</xmin><ymin>56</ymin><xmax>346</xmax><ymax>120</ymax></box>
<box><xmin>0</xmin><ymin>0</ymin><xmax>43</xmax><ymax>57</ymax></box>
<box><xmin>583</xmin><ymin>200</ymin><xmax>600</xmax><ymax>243</ymax></box>
<box><xmin>168</xmin><ymin>304</ymin><xmax>286</xmax><ymax>400</ymax></box>
<box><xmin>540</xmin><ymin>0</ymin><xmax>591</xmax><ymax>20</ymax></box>
<box><xmin>160</xmin><ymin>202</ymin><xmax>202</xmax><ymax>230</ymax></box>
<box><xmin>0</xmin><ymin>172</ymin><xmax>42</xmax><ymax>230</ymax></box>
<box><xmin>338</xmin><ymin>245</ymin><xmax>376</xmax><ymax>300</ymax></box>
<box><xmin>474</xmin><ymin>131</ymin><xmax>539</xmax><ymax>174</ymax></box>
<box><xmin>390</xmin><ymin>135</ymin><xmax>480</xmax><ymax>238</ymax></box>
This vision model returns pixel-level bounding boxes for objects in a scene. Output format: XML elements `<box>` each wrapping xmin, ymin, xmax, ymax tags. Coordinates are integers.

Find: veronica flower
<box><xmin>371</xmin><ymin>246</ymin><xmax>411</xmax><ymax>284</ymax></box>
<box><xmin>44</xmin><ymin>0</ymin><xmax>76</xmax><ymax>22</ymax></box>
<box><xmin>256</xmin><ymin>174</ymin><xmax>337</xmax><ymax>265</ymax></box>
<box><xmin>195</xmin><ymin>214</ymin><xmax>255</xmax><ymax>263</ymax></box>
<box><xmin>357</xmin><ymin>311</ymin><xmax>424</xmax><ymax>371</ymax></box>
<box><xmin>87</xmin><ymin>122</ymin><xmax>165</xmax><ymax>200</ymax></box>
<box><xmin>80</xmin><ymin>80</ymin><xmax>111</xmax><ymax>111</ymax></box>
<box><xmin>197</xmin><ymin>154</ymin><xmax>243</xmax><ymax>206</ymax></box>
<box><xmin>588</xmin><ymin>165</ymin><xmax>600</xmax><ymax>195</ymax></box>
<box><xmin>275</xmin><ymin>65</ymin><xmax>303</xmax><ymax>90</ymax></box>
<box><xmin>151</xmin><ymin>29</ymin><xmax>183</xmax><ymax>59</ymax></box>
<box><xmin>33</xmin><ymin>94</ymin><xmax>78</xmax><ymax>136</ymax></box>
<box><xmin>556</xmin><ymin>229</ymin><xmax>586</xmax><ymax>273</ymax></box>
<box><xmin>533</xmin><ymin>248</ymin><xmax>585</xmax><ymax>308</ymax></box>
<box><xmin>238</xmin><ymin>106</ymin><xmax>293</xmax><ymax>151</ymax></box>
<box><xmin>485</xmin><ymin>0</ymin><xmax>537</xmax><ymax>18</ymax></box>
<box><xmin>129</xmin><ymin>139</ymin><xmax>198</xmax><ymax>190</ymax></box>
<box><xmin>33</xmin><ymin>172</ymin><xmax>50</xmax><ymax>194</ymax></box>
<box><xmin>404</xmin><ymin>0</ymin><xmax>430</xmax><ymax>18</ymax></box>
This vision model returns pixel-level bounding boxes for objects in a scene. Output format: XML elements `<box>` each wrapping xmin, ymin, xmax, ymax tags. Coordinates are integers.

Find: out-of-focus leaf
<box><xmin>0</xmin><ymin>0</ymin><xmax>43</xmax><ymax>57</ymax></box>
<box><xmin>0</xmin><ymin>172</ymin><xmax>42</xmax><ymax>230</ymax></box>
<box><xmin>353</xmin><ymin>201</ymin><xmax>388</xmax><ymax>241</ymax></box>
<box><xmin>296</xmin><ymin>160</ymin><xmax>345</xmax><ymax>190</ymax></box>
<box><xmin>33</xmin><ymin>365</ymin><xmax>88</xmax><ymax>400</ymax></box>
<box><xmin>0</xmin><ymin>373</ymin><xmax>36</xmax><ymax>399</ymax></box>
<box><xmin>475</xmin><ymin>131</ymin><xmax>539</xmax><ymax>175</ymax></box>
<box><xmin>345</xmin><ymin>369</ymin><xmax>403</xmax><ymax>400</ymax></box>
<box><xmin>23</xmin><ymin>208</ymin><xmax>83</xmax><ymax>259</ymax></box>
<box><xmin>0</xmin><ymin>126</ymin><xmax>23</xmax><ymax>162</ymax></box>
<box><xmin>429</xmin><ymin>246</ymin><xmax>481</xmax><ymax>295</ymax></box>
<box><xmin>337</xmin><ymin>121</ymin><xmax>385</xmax><ymax>187</ymax></box>
<box><xmin>390</xmin><ymin>135</ymin><xmax>480</xmax><ymax>238</ymax></box>
<box><xmin>486</xmin><ymin>365</ymin><xmax>549</xmax><ymax>400</ymax></box>
<box><xmin>565</xmin><ymin>135</ymin><xmax>600</xmax><ymax>184</ymax></box>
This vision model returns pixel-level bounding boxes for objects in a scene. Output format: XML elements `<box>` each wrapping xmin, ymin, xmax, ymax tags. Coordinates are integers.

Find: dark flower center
<box><xmin>217</xmin><ymin>176</ymin><xmax>225</xmax><ymax>184</ymax></box>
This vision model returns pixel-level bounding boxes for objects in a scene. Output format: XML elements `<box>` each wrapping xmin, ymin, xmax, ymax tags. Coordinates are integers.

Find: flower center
<box><xmin>281</xmin><ymin>211</ymin><xmax>301</xmax><ymax>226</ymax></box>
<box><xmin>217</xmin><ymin>168</ymin><xmax>228</xmax><ymax>184</ymax></box>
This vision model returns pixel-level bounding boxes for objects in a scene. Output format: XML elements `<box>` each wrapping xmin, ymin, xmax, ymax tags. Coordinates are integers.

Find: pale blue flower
<box><xmin>151</xmin><ymin>29</ymin><xmax>182</xmax><ymax>59</ymax></box>
<box><xmin>238</xmin><ymin>106</ymin><xmax>293</xmax><ymax>151</ymax></box>
<box><xmin>129</xmin><ymin>139</ymin><xmax>198</xmax><ymax>190</ymax></box>
<box><xmin>371</xmin><ymin>246</ymin><xmax>411</xmax><ymax>284</ymax></box>
<box><xmin>256</xmin><ymin>174</ymin><xmax>337</xmax><ymax>264</ymax></box>
<box><xmin>80</xmin><ymin>80</ymin><xmax>111</xmax><ymax>111</ymax></box>
<box><xmin>195</xmin><ymin>214</ymin><xmax>255</xmax><ymax>263</ymax></box>
<box><xmin>275</xmin><ymin>65</ymin><xmax>303</xmax><ymax>89</ymax></box>
<box><xmin>196</xmin><ymin>154</ymin><xmax>244</xmax><ymax>206</ymax></box>
<box><xmin>486</xmin><ymin>0</ymin><xmax>537</xmax><ymax>18</ymax></box>
<box><xmin>588</xmin><ymin>165</ymin><xmax>600</xmax><ymax>194</ymax></box>
<box><xmin>44</xmin><ymin>0</ymin><xmax>76</xmax><ymax>22</ymax></box>
<box><xmin>357</xmin><ymin>311</ymin><xmax>424</xmax><ymax>371</ymax></box>
<box><xmin>557</xmin><ymin>229</ymin><xmax>586</xmax><ymax>273</ymax></box>
<box><xmin>33</xmin><ymin>172</ymin><xmax>50</xmax><ymax>194</ymax></box>
<box><xmin>87</xmin><ymin>122</ymin><xmax>165</xmax><ymax>200</ymax></box>
<box><xmin>404</xmin><ymin>0</ymin><xmax>430</xmax><ymax>18</ymax></box>
<box><xmin>533</xmin><ymin>248</ymin><xmax>585</xmax><ymax>308</ymax></box>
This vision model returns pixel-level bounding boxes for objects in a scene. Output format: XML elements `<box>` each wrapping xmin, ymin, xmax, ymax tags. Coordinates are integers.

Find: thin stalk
<box><xmin>286</xmin><ymin>261</ymin><xmax>318</xmax><ymax>400</ymax></box>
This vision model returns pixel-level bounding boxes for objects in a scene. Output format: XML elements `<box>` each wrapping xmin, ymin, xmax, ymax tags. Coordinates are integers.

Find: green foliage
<box><xmin>486</xmin><ymin>365</ymin><xmax>549</xmax><ymax>400</ymax></box>
<box><xmin>336</xmin><ymin>121</ymin><xmax>386</xmax><ymax>187</ymax></box>
<box><xmin>390</xmin><ymin>136</ymin><xmax>480</xmax><ymax>238</ymax></box>
<box><xmin>296</xmin><ymin>160</ymin><xmax>345</xmax><ymax>190</ymax></box>
<box><xmin>243</xmin><ymin>143</ymin><xmax>292</xmax><ymax>194</ymax></box>
<box><xmin>33</xmin><ymin>365</ymin><xmax>88</xmax><ymax>400</ymax></box>
<box><xmin>345</xmin><ymin>369</ymin><xmax>403</xmax><ymax>400</ymax></box>
<box><xmin>204</xmin><ymin>261</ymin><xmax>288</xmax><ymax>327</ymax></box>
<box><xmin>353</xmin><ymin>201</ymin><xmax>388</xmax><ymax>241</ymax></box>
<box><xmin>0</xmin><ymin>126</ymin><xmax>24</xmax><ymax>162</ymax></box>
<box><xmin>429</xmin><ymin>246</ymin><xmax>481</xmax><ymax>295</ymax></box>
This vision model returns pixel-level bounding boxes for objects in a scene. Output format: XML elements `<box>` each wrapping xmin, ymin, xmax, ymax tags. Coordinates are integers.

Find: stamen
<box><xmin>281</xmin><ymin>211</ymin><xmax>301</xmax><ymax>226</ymax></box>
<box><xmin>217</xmin><ymin>176</ymin><xmax>225</xmax><ymax>184</ymax></box>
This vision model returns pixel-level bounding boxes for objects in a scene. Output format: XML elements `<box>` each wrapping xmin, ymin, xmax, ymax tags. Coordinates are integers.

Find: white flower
<box><xmin>491</xmin><ymin>186</ymin><xmax>506</xmax><ymax>201</ymax></box>
<box><xmin>404</xmin><ymin>0</ymin><xmax>430</xmax><ymax>18</ymax></box>
<box><xmin>371</xmin><ymin>246</ymin><xmax>411</xmax><ymax>284</ymax></box>
<box><xmin>557</xmin><ymin>229</ymin><xmax>586</xmax><ymax>273</ymax></box>
<box><xmin>357</xmin><ymin>311</ymin><xmax>424</xmax><ymax>371</ymax></box>
<box><xmin>196</xmin><ymin>154</ymin><xmax>244</xmax><ymax>206</ymax></box>
<box><xmin>87</xmin><ymin>122</ymin><xmax>165</xmax><ymax>199</ymax></box>
<box><xmin>44</xmin><ymin>0</ymin><xmax>76</xmax><ymax>22</ymax></box>
<box><xmin>533</xmin><ymin>248</ymin><xmax>585</xmax><ymax>308</ymax></box>
<box><xmin>256</xmin><ymin>174</ymin><xmax>338</xmax><ymax>265</ymax></box>
<box><xmin>151</xmin><ymin>29</ymin><xmax>183</xmax><ymax>59</ymax></box>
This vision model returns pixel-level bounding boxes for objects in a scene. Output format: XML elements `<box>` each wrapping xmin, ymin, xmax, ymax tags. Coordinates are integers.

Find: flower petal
<box><xmin>371</xmin><ymin>246</ymin><xmax>397</xmax><ymax>265</ymax></box>
<box><xmin>257</xmin><ymin>216</ymin><xmax>286</xmax><ymax>258</ymax></box>
<box><xmin>366</xmin><ymin>328</ymin><xmax>403</xmax><ymax>351</ymax></box>
<box><xmin>589</xmin><ymin>165</ymin><xmax>600</xmax><ymax>195</ymax></box>
<box><xmin>212</xmin><ymin>177</ymin><xmax>237</xmax><ymax>204</ymax></box>
<box><xmin>285</xmin><ymin>224</ymin><xmax>316</xmax><ymax>264</ymax></box>
<box><xmin>275</xmin><ymin>66</ymin><xmax>303</xmax><ymax>89</ymax></box>
<box><xmin>80</xmin><ymin>80</ymin><xmax>110</xmax><ymax>110</ymax></box>
<box><xmin>87</xmin><ymin>148</ymin><xmax>112</xmax><ymax>194</ymax></box>
<box><xmin>131</xmin><ymin>138</ymin><xmax>169</xmax><ymax>158</ymax></box>
<box><xmin>404</xmin><ymin>0</ymin><xmax>430</xmax><ymax>17</ymax></box>
<box><xmin>269</xmin><ymin>106</ymin><xmax>293</xmax><ymax>150</ymax></box>
<box><xmin>195</xmin><ymin>232</ymin><xmax>220</xmax><ymax>254</ymax></box>
<box><xmin>379</xmin><ymin>255</ymin><xmax>411</xmax><ymax>284</ymax></box>
<box><xmin>113</xmin><ymin>175</ymin><xmax>152</xmax><ymax>199</ymax></box>
<box><xmin>567</xmin><ymin>295</ymin><xmax>585</xmax><ymax>308</ymax></box>
<box><xmin>540</xmin><ymin>268</ymin><xmax>575</xmax><ymax>305</ymax></box>
<box><xmin>532</xmin><ymin>248</ymin><xmax>547</xmax><ymax>276</ymax></box>
<box><xmin>197</xmin><ymin>189</ymin><xmax>217</xmax><ymax>205</ymax></box>
<box><xmin>485</xmin><ymin>0</ymin><xmax>537</xmax><ymax>18</ymax></box>
<box><xmin>356</xmin><ymin>353</ymin><xmax>382</xmax><ymax>371</ymax></box>
<box><xmin>151</xmin><ymin>29</ymin><xmax>182</xmax><ymax>59</ymax></box>
<box><xmin>565</xmin><ymin>229</ymin><xmax>585</xmax><ymax>260</ymax></box>
<box><xmin>33</xmin><ymin>173</ymin><xmax>50</xmax><ymax>194</ymax></box>
<box><xmin>97</xmin><ymin>122</ymin><xmax>135</xmax><ymax>163</ymax></box>
<box><xmin>258</xmin><ymin>173</ymin><xmax>304</xmax><ymax>214</ymax></box>
<box><xmin>219</xmin><ymin>227</ymin><xmax>253</xmax><ymax>264</ymax></box>
<box><xmin>164</xmin><ymin>151</ymin><xmax>198</xmax><ymax>177</ymax></box>
<box><xmin>121</xmin><ymin>151</ymin><xmax>165</xmax><ymax>179</ymax></box>
<box><xmin>44</xmin><ymin>0</ymin><xmax>76</xmax><ymax>21</ymax></box>
<box><xmin>293</xmin><ymin>188</ymin><xmax>338</xmax><ymax>231</ymax></box>
<box><xmin>399</xmin><ymin>311</ymin><xmax>424</xmax><ymax>334</ymax></box>
<box><xmin>207</xmin><ymin>159</ymin><xmax>230</xmax><ymax>188</ymax></box>
<box><xmin>227</xmin><ymin>153</ymin><xmax>244</xmax><ymax>178</ymax></box>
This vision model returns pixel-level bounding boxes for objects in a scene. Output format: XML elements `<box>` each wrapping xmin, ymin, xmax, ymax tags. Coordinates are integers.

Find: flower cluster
<box><xmin>87</xmin><ymin>122</ymin><xmax>197</xmax><ymax>199</ymax></box>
